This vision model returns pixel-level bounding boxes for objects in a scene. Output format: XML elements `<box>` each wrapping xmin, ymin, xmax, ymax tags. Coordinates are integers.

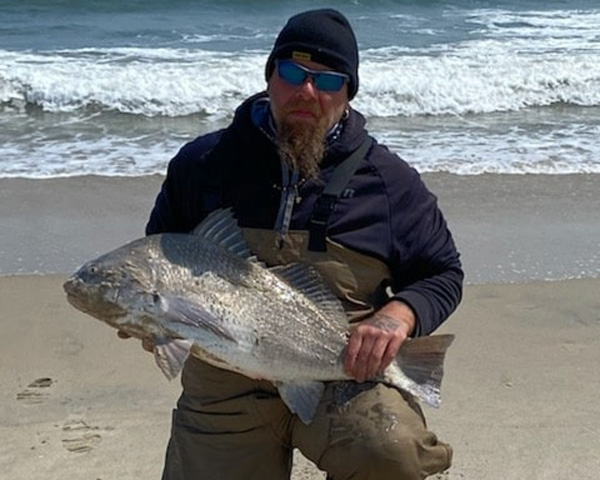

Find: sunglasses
<box><xmin>276</xmin><ymin>60</ymin><xmax>349</xmax><ymax>92</ymax></box>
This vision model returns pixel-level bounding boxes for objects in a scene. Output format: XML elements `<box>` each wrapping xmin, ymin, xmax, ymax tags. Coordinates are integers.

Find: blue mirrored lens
<box><xmin>278</xmin><ymin>62</ymin><xmax>307</xmax><ymax>86</ymax></box>
<box><xmin>277</xmin><ymin>61</ymin><xmax>347</xmax><ymax>92</ymax></box>
<box><xmin>314</xmin><ymin>74</ymin><xmax>345</xmax><ymax>91</ymax></box>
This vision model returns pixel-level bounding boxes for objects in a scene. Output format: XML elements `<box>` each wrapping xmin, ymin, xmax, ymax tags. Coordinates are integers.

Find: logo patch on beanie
<box><xmin>292</xmin><ymin>51</ymin><xmax>312</xmax><ymax>61</ymax></box>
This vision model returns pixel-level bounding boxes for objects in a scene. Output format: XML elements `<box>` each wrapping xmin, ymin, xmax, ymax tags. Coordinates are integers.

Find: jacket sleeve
<box><xmin>145</xmin><ymin>153</ymin><xmax>187</xmax><ymax>235</ymax></box>
<box><xmin>146</xmin><ymin>131</ymin><xmax>224</xmax><ymax>236</ymax></box>
<box><xmin>386</xmin><ymin>166</ymin><xmax>464</xmax><ymax>336</ymax></box>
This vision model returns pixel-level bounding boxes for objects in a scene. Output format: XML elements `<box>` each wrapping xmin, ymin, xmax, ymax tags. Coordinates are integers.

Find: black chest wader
<box><xmin>161</xmin><ymin>139</ymin><xmax>452</xmax><ymax>480</ymax></box>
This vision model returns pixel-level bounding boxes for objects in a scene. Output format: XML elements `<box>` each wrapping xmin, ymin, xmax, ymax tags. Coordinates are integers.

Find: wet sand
<box><xmin>1</xmin><ymin>173</ymin><xmax>599</xmax><ymax>282</ymax></box>
<box><xmin>1</xmin><ymin>173</ymin><xmax>599</xmax><ymax>479</ymax></box>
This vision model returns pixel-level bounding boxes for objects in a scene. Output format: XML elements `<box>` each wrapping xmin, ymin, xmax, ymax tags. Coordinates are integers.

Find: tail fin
<box><xmin>386</xmin><ymin>334</ymin><xmax>455</xmax><ymax>408</ymax></box>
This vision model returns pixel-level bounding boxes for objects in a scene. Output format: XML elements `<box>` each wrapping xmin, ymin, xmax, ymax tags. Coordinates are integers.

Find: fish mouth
<box><xmin>63</xmin><ymin>277</ymin><xmax>86</xmax><ymax>308</ymax></box>
<box><xmin>63</xmin><ymin>276</ymin><xmax>127</xmax><ymax>320</ymax></box>
<box><xmin>63</xmin><ymin>276</ymin><xmax>81</xmax><ymax>297</ymax></box>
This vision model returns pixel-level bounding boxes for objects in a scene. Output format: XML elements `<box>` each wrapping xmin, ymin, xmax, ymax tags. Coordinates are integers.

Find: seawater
<box><xmin>1</xmin><ymin>0</ymin><xmax>599</xmax><ymax>178</ymax></box>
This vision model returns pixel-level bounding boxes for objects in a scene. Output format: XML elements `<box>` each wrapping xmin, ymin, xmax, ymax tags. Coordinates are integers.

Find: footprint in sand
<box><xmin>16</xmin><ymin>377</ymin><xmax>55</xmax><ymax>405</ymax></box>
<box><xmin>61</xmin><ymin>419</ymin><xmax>102</xmax><ymax>453</ymax></box>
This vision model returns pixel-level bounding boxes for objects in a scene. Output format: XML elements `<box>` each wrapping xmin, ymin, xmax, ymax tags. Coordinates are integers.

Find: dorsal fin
<box><xmin>270</xmin><ymin>263</ymin><xmax>346</xmax><ymax>320</ymax></box>
<box><xmin>192</xmin><ymin>208</ymin><xmax>254</xmax><ymax>260</ymax></box>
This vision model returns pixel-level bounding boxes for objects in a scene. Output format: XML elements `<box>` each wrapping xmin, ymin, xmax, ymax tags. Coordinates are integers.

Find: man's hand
<box><xmin>117</xmin><ymin>330</ymin><xmax>155</xmax><ymax>353</ymax></box>
<box><xmin>344</xmin><ymin>301</ymin><xmax>416</xmax><ymax>382</ymax></box>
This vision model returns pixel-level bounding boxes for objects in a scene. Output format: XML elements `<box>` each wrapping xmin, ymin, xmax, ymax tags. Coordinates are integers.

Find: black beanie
<box><xmin>265</xmin><ymin>9</ymin><xmax>359</xmax><ymax>99</ymax></box>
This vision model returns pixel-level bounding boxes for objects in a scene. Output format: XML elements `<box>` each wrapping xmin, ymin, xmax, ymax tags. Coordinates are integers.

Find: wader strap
<box><xmin>308</xmin><ymin>138</ymin><xmax>373</xmax><ymax>252</ymax></box>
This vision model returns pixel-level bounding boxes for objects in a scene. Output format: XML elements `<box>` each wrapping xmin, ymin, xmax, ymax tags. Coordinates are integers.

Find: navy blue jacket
<box><xmin>146</xmin><ymin>93</ymin><xmax>463</xmax><ymax>336</ymax></box>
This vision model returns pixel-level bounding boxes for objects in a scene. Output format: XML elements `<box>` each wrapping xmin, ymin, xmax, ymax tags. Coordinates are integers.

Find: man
<box><xmin>135</xmin><ymin>8</ymin><xmax>462</xmax><ymax>480</ymax></box>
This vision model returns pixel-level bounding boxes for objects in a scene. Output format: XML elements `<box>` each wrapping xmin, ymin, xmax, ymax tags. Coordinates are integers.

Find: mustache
<box><xmin>282</xmin><ymin>101</ymin><xmax>320</xmax><ymax>116</ymax></box>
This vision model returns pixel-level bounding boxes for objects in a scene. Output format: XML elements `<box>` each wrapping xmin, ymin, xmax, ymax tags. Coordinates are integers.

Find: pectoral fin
<box><xmin>161</xmin><ymin>295</ymin><xmax>237</xmax><ymax>343</ymax></box>
<box><xmin>277</xmin><ymin>381</ymin><xmax>325</xmax><ymax>425</ymax></box>
<box><xmin>153</xmin><ymin>338</ymin><xmax>194</xmax><ymax>380</ymax></box>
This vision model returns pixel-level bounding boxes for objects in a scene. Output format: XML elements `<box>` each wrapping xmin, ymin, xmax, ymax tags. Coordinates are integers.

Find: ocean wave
<box><xmin>467</xmin><ymin>8</ymin><xmax>600</xmax><ymax>39</ymax></box>
<box><xmin>0</xmin><ymin>49</ymin><xmax>266</xmax><ymax>117</ymax></box>
<box><xmin>1</xmin><ymin>41</ymin><xmax>599</xmax><ymax>118</ymax></box>
<box><xmin>355</xmin><ymin>48</ymin><xmax>600</xmax><ymax>117</ymax></box>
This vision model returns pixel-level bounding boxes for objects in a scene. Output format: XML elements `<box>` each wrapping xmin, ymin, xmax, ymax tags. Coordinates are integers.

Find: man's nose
<box><xmin>295</xmin><ymin>77</ymin><xmax>318</xmax><ymax>99</ymax></box>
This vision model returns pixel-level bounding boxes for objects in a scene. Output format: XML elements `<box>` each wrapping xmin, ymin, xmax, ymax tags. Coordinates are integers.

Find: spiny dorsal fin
<box><xmin>192</xmin><ymin>208</ymin><xmax>254</xmax><ymax>260</ymax></box>
<box><xmin>270</xmin><ymin>263</ymin><xmax>346</xmax><ymax>319</ymax></box>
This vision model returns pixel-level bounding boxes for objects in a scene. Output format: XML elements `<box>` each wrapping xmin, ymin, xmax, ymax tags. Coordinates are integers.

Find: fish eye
<box><xmin>152</xmin><ymin>292</ymin><xmax>160</xmax><ymax>303</ymax></box>
<box><xmin>89</xmin><ymin>265</ymin><xmax>98</xmax><ymax>274</ymax></box>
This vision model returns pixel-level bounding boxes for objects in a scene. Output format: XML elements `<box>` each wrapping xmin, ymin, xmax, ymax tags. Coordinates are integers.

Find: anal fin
<box><xmin>277</xmin><ymin>381</ymin><xmax>325</xmax><ymax>425</ymax></box>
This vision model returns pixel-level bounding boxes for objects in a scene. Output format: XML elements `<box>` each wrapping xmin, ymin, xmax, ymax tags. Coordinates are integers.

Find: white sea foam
<box><xmin>0</xmin><ymin>130</ymin><xmax>182</xmax><ymax>178</ymax></box>
<box><xmin>1</xmin><ymin>107</ymin><xmax>598</xmax><ymax>178</ymax></box>
<box><xmin>0</xmin><ymin>48</ymin><xmax>266</xmax><ymax>117</ymax></box>
<box><xmin>1</xmin><ymin>35</ymin><xmax>599</xmax><ymax>118</ymax></box>
<box><xmin>355</xmin><ymin>50</ymin><xmax>600</xmax><ymax>117</ymax></box>
<box><xmin>375</xmin><ymin>121</ymin><xmax>600</xmax><ymax>175</ymax></box>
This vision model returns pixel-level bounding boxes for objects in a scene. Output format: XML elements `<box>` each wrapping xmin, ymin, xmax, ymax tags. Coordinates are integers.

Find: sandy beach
<box><xmin>1</xmin><ymin>173</ymin><xmax>599</xmax><ymax>479</ymax></box>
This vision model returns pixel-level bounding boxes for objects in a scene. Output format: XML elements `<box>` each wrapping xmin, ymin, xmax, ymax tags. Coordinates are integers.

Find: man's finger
<box><xmin>366</xmin><ymin>336</ymin><xmax>389</xmax><ymax>379</ymax></box>
<box><xmin>141</xmin><ymin>337</ymin><xmax>155</xmax><ymax>353</ymax></box>
<box><xmin>352</xmin><ymin>334</ymin><xmax>377</xmax><ymax>382</ymax></box>
<box><xmin>344</xmin><ymin>332</ymin><xmax>363</xmax><ymax>375</ymax></box>
<box><xmin>117</xmin><ymin>330</ymin><xmax>154</xmax><ymax>353</ymax></box>
<box><xmin>377</xmin><ymin>335</ymin><xmax>404</xmax><ymax>375</ymax></box>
